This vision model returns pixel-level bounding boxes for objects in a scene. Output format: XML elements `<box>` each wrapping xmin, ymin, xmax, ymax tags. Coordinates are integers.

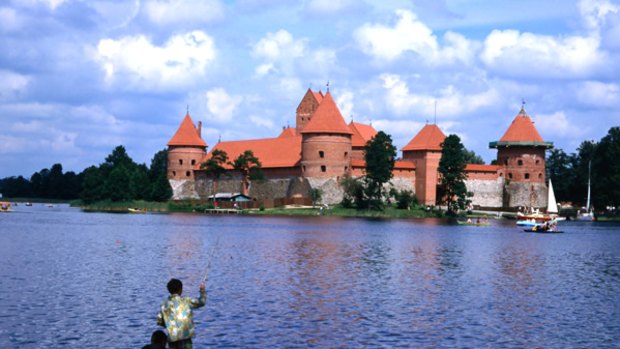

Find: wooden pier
<box><xmin>204</xmin><ymin>208</ymin><xmax>242</xmax><ymax>214</ymax></box>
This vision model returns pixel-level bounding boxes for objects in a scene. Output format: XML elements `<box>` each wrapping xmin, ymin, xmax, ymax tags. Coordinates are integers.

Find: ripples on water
<box><xmin>0</xmin><ymin>205</ymin><xmax>619</xmax><ymax>348</ymax></box>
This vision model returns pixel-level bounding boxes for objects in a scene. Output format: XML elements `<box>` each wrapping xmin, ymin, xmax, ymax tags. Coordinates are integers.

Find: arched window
<box><xmin>524</xmin><ymin>173</ymin><xmax>530</xmax><ymax>180</ymax></box>
<box><xmin>508</xmin><ymin>173</ymin><xmax>513</xmax><ymax>179</ymax></box>
<box><xmin>191</xmin><ymin>159</ymin><xmax>196</xmax><ymax>165</ymax></box>
<box><xmin>172</xmin><ymin>171</ymin><xmax>176</xmax><ymax>176</ymax></box>
<box><xmin>185</xmin><ymin>171</ymin><xmax>190</xmax><ymax>177</ymax></box>
<box><xmin>344</xmin><ymin>152</ymin><xmax>348</xmax><ymax>158</ymax></box>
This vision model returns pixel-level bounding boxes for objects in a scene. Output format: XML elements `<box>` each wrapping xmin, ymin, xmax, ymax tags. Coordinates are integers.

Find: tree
<box><xmin>129</xmin><ymin>165</ymin><xmax>151</xmax><ymax>200</ymax></box>
<box><xmin>364</xmin><ymin>131</ymin><xmax>396</xmax><ymax>210</ymax></box>
<box><xmin>80</xmin><ymin>166</ymin><xmax>104</xmax><ymax>204</ymax></box>
<box><xmin>593</xmin><ymin>127</ymin><xmax>620</xmax><ymax>209</ymax></box>
<box><xmin>309</xmin><ymin>188</ymin><xmax>322</xmax><ymax>207</ymax></box>
<box><xmin>438</xmin><ymin>134</ymin><xmax>469</xmax><ymax>215</ymax></box>
<box><xmin>340</xmin><ymin>175</ymin><xmax>366</xmax><ymax>209</ymax></box>
<box><xmin>200</xmin><ymin>149</ymin><xmax>229</xmax><ymax>196</ymax></box>
<box><xmin>150</xmin><ymin>173</ymin><xmax>173</xmax><ymax>201</ymax></box>
<box><xmin>230</xmin><ymin>150</ymin><xmax>261</xmax><ymax>196</ymax></box>
<box><xmin>546</xmin><ymin>148</ymin><xmax>577</xmax><ymax>203</ymax></box>
<box><xmin>462</xmin><ymin>149</ymin><xmax>485</xmax><ymax>164</ymax></box>
<box><xmin>149</xmin><ymin>149</ymin><xmax>168</xmax><ymax>181</ymax></box>
<box><xmin>105</xmin><ymin>165</ymin><xmax>131</xmax><ymax>201</ymax></box>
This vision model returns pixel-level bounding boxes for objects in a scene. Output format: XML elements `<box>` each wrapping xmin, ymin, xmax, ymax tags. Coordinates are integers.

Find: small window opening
<box><xmin>172</xmin><ymin>171</ymin><xmax>176</xmax><ymax>176</ymax></box>
<box><xmin>524</xmin><ymin>173</ymin><xmax>530</xmax><ymax>179</ymax></box>
<box><xmin>518</xmin><ymin>159</ymin><xmax>523</xmax><ymax>166</ymax></box>
<box><xmin>179</xmin><ymin>159</ymin><xmax>183</xmax><ymax>165</ymax></box>
<box><xmin>508</xmin><ymin>173</ymin><xmax>513</xmax><ymax>179</ymax></box>
<box><xmin>321</xmin><ymin>165</ymin><xmax>326</xmax><ymax>172</ymax></box>
<box><xmin>185</xmin><ymin>171</ymin><xmax>190</xmax><ymax>177</ymax></box>
<box><xmin>191</xmin><ymin>159</ymin><xmax>196</xmax><ymax>165</ymax></box>
<box><xmin>319</xmin><ymin>151</ymin><xmax>325</xmax><ymax>158</ymax></box>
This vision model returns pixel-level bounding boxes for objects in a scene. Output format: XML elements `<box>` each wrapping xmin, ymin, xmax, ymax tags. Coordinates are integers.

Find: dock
<box><xmin>204</xmin><ymin>208</ymin><xmax>242</xmax><ymax>214</ymax></box>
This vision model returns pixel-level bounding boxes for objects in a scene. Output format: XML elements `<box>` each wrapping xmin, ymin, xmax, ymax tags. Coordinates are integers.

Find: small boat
<box><xmin>25</xmin><ymin>202</ymin><xmax>32</xmax><ymax>206</ymax></box>
<box><xmin>523</xmin><ymin>228</ymin><xmax>564</xmax><ymax>234</ymax></box>
<box><xmin>127</xmin><ymin>207</ymin><xmax>147</xmax><ymax>213</ymax></box>
<box><xmin>516</xmin><ymin>219</ymin><xmax>539</xmax><ymax>227</ymax></box>
<box><xmin>522</xmin><ymin>218</ymin><xmax>562</xmax><ymax>233</ymax></box>
<box><xmin>0</xmin><ymin>202</ymin><xmax>12</xmax><ymax>212</ymax></box>
<box><xmin>516</xmin><ymin>179</ymin><xmax>560</xmax><ymax>223</ymax></box>
<box><xmin>458</xmin><ymin>219</ymin><xmax>490</xmax><ymax>226</ymax></box>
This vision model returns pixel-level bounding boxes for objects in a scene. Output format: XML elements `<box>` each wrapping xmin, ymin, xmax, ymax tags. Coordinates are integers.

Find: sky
<box><xmin>1</xmin><ymin>0</ymin><xmax>619</xmax><ymax>178</ymax></box>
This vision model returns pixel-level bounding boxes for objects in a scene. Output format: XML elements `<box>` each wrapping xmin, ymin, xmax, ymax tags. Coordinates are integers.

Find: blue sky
<box><xmin>1</xmin><ymin>0</ymin><xmax>619</xmax><ymax>178</ymax></box>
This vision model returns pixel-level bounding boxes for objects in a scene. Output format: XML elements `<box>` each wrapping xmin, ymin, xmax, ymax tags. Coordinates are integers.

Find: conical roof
<box><xmin>167</xmin><ymin>113</ymin><xmax>207</xmax><ymax>147</ymax></box>
<box><xmin>402</xmin><ymin>124</ymin><xmax>446</xmax><ymax>151</ymax></box>
<box><xmin>300</xmin><ymin>92</ymin><xmax>353</xmax><ymax>135</ymax></box>
<box><xmin>490</xmin><ymin>107</ymin><xmax>553</xmax><ymax>148</ymax></box>
<box><xmin>349</xmin><ymin>122</ymin><xmax>377</xmax><ymax>147</ymax></box>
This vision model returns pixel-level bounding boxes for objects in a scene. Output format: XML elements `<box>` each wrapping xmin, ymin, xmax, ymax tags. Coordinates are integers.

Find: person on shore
<box><xmin>157</xmin><ymin>278</ymin><xmax>206</xmax><ymax>349</ymax></box>
<box><xmin>142</xmin><ymin>330</ymin><xmax>168</xmax><ymax>349</ymax></box>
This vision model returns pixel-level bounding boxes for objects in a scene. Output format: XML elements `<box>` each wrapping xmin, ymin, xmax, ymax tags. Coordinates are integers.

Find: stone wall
<box><xmin>169</xmin><ymin>179</ymin><xmax>200</xmax><ymax>200</ymax></box>
<box><xmin>465</xmin><ymin>177</ymin><xmax>504</xmax><ymax>208</ymax></box>
<box><xmin>504</xmin><ymin>181</ymin><xmax>548</xmax><ymax>208</ymax></box>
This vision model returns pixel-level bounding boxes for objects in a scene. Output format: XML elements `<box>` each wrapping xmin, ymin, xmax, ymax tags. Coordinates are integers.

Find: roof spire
<box><xmin>218</xmin><ymin>133</ymin><xmax>221</xmax><ymax>143</ymax></box>
<box><xmin>186</xmin><ymin>104</ymin><xmax>189</xmax><ymax>115</ymax></box>
<box><xmin>434</xmin><ymin>100</ymin><xmax>437</xmax><ymax>125</ymax></box>
<box><xmin>519</xmin><ymin>99</ymin><xmax>527</xmax><ymax>116</ymax></box>
<box><xmin>326</xmin><ymin>80</ymin><xmax>330</xmax><ymax>92</ymax></box>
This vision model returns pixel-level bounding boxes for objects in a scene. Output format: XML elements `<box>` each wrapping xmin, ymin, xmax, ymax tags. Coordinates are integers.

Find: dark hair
<box><xmin>167</xmin><ymin>278</ymin><xmax>183</xmax><ymax>295</ymax></box>
<box><xmin>151</xmin><ymin>330</ymin><xmax>167</xmax><ymax>345</ymax></box>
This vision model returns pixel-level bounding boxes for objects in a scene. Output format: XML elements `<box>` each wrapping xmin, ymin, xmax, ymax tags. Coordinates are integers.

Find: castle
<box><xmin>167</xmin><ymin>89</ymin><xmax>553</xmax><ymax>209</ymax></box>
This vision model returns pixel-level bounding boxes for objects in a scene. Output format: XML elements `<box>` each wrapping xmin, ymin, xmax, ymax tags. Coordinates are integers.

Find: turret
<box><xmin>300</xmin><ymin>92</ymin><xmax>352</xmax><ymax>178</ymax></box>
<box><xmin>402</xmin><ymin>124</ymin><xmax>446</xmax><ymax>206</ymax></box>
<box><xmin>167</xmin><ymin>113</ymin><xmax>207</xmax><ymax>180</ymax></box>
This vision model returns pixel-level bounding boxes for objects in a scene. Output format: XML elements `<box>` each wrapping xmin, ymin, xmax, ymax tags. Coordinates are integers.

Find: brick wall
<box><xmin>301</xmin><ymin>133</ymin><xmax>352</xmax><ymax>177</ymax></box>
<box><xmin>167</xmin><ymin>146</ymin><xmax>206</xmax><ymax>180</ymax></box>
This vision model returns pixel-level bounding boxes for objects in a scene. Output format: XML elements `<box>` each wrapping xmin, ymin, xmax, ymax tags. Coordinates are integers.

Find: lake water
<box><xmin>1</xmin><ymin>204</ymin><xmax>619</xmax><ymax>348</ymax></box>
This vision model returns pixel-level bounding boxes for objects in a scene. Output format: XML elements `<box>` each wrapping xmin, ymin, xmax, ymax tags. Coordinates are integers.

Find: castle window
<box><xmin>536</xmin><ymin>160</ymin><xmax>540</xmax><ymax>165</ymax></box>
<box><xmin>185</xmin><ymin>171</ymin><xmax>190</xmax><ymax>177</ymax></box>
<box><xmin>179</xmin><ymin>159</ymin><xmax>183</xmax><ymax>165</ymax></box>
<box><xmin>508</xmin><ymin>173</ymin><xmax>513</xmax><ymax>179</ymax></box>
<box><xmin>321</xmin><ymin>165</ymin><xmax>326</xmax><ymax>172</ymax></box>
<box><xmin>504</xmin><ymin>159</ymin><xmax>508</xmax><ymax>165</ymax></box>
<box><xmin>524</xmin><ymin>173</ymin><xmax>530</xmax><ymax>180</ymax></box>
<box><xmin>345</xmin><ymin>166</ymin><xmax>348</xmax><ymax>171</ymax></box>
<box><xmin>539</xmin><ymin>173</ymin><xmax>543</xmax><ymax>179</ymax></box>
<box><xmin>303</xmin><ymin>165</ymin><xmax>306</xmax><ymax>172</ymax></box>
<box><xmin>344</xmin><ymin>152</ymin><xmax>348</xmax><ymax>158</ymax></box>
<box><xmin>172</xmin><ymin>171</ymin><xmax>176</xmax><ymax>176</ymax></box>
<box><xmin>319</xmin><ymin>151</ymin><xmax>324</xmax><ymax>158</ymax></box>
<box><xmin>499</xmin><ymin>172</ymin><xmax>503</xmax><ymax>177</ymax></box>
<box><xmin>191</xmin><ymin>159</ymin><xmax>196</xmax><ymax>165</ymax></box>
<box><xmin>518</xmin><ymin>159</ymin><xmax>523</xmax><ymax>166</ymax></box>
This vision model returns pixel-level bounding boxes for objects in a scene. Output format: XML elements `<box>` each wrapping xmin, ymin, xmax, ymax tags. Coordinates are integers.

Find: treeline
<box><xmin>0</xmin><ymin>146</ymin><xmax>172</xmax><ymax>203</ymax></box>
<box><xmin>546</xmin><ymin>127</ymin><xmax>619</xmax><ymax>209</ymax></box>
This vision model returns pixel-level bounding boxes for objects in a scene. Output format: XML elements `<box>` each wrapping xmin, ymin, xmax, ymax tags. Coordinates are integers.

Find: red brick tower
<box><xmin>402</xmin><ymin>124</ymin><xmax>446</xmax><ymax>206</ymax></box>
<box><xmin>300</xmin><ymin>92</ymin><xmax>353</xmax><ymax>177</ymax></box>
<box><xmin>296</xmin><ymin>88</ymin><xmax>323</xmax><ymax>134</ymax></box>
<box><xmin>489</xmin><ymin>106</ymin><xmax>553</xmax><ymax>207</ymax></box>
<box><xmin>167</xmin><ymin>113</ymin><xmax>207</xmax><ymax>180</ymax></box>
<box><xmin>489</xmin><ymin>106</ymin><xmax>553</xmax><ymax>183</ymax></box>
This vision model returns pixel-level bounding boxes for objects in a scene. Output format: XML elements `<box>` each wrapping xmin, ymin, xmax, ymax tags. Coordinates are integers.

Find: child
<box><xmin>157</xmin><ymin>278</ymin><xmax>206</xmax><ymax>349</ymax></box>
<box><xmin>142</xmin><ymin>330</ymin><xmax>168</xmax><ymax>349</ymax></box>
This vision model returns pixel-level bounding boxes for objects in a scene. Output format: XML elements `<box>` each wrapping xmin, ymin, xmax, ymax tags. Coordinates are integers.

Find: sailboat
<box><xmin>577</xmin><ymin>161</ymin><xmax>595</xmax><ymax>221</ymax></box>
<box><xmin>516</xmin><ymin>179</ymin><xmax>559</xmax><ymax>225</ymax></box>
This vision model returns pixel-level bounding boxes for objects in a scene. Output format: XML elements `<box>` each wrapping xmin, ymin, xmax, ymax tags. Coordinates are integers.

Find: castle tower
<box><xmin>349</xmin><ymin>121</ymin><xmax>377</xmax><ymax>160</ymax></box>
<box><xmin>402</xmin><ymin>124</ymin><xmax>446</xmax><ymax>206</ymax></box>
<box><xmin>167</xmin><ymin>113</ymin><xmax>207</xmax><ymax>180</ymax></box>
<box><xmin>489</xmin><ymin>106</ymin><xmax>553</xmax><ymax>207</ymax></box>
<box><xmin>300</xmin><ymin>92</ymin><xmax>353</xmax><ymax>178</ymax></box>
<box><xmin>296</xmin><ymin>88</ymin><xmax>323</xmax><ymax>134</ymax></box>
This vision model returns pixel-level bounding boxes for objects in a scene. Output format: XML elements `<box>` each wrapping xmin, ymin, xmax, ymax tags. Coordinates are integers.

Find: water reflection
<box><xmin>1</xmin><ymin>208</ymin><xmax>620</xmax><ymax>348</ymax></box>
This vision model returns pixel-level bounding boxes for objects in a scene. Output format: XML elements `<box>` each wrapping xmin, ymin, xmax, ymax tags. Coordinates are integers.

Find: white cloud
<box><xmin>354</xmin><ymin>9</ymin><xmax>476</xmax><ymax>65</ymax></box>
<box><xmin>249</xmin><ymin>115</ymin><xmax>274</xmax><ymax>129</ymax></box>
<box><xmin>143</xmin><ymin>0</ymin><xmax>225</xmax><ymax>25</ymax></box>
<box><xmin>336</xmin><ymin>90</ymin><xmax>354</xmax><ymax>121</ymax></box>
<box><xmin>252</xmin><ymin>30</ymin><xmax>306</xmax><ymax>77</ymax></box>
<box><xmin>97</xmin><ymin>31</ymin><xmax>216</xmax><ymax>90</ymax></box>
<box><xmin>481</xmin><ymin>29</ymin><xmax>606</xmax><ymax>78</ymax></box>
<box><xmin>535</xmin><ymin>111</ymin><xmax>585</xmax><ymax>138</ymax></box>
<box><xmin>205</xmin><ymin>88</ymin><xmax>242</xmax><ymax>123</ymax></box>
<box><xmin>578</xmin><ymin>0</ymin><xmax>620</xmax><ymax>32</ymax></box>
<box><xmin>576</xmin><ymin>81</ymin><xmax>620</xmax><ymax>106</ymax></box>
<box><xmin>380</xmin><ymin>74</ymin><xmax>499</xmax><ymax>117</ymax></box>
<box><xmin>0</xmin><ymin>70</ymin><xmax>29</xmax><ymax>100</ymax></box>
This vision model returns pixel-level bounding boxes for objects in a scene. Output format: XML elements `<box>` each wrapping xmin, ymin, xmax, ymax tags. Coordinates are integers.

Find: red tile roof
<box><xmin>465</xmin><ymin>164</ymin><xmax>500</xmax><ymax>172</ymax></box>
<box><xmin>349</xmin><ymin>122</ymin><xmax>377</xmax><ymax>147</ymax></box>
<box><xmin>300</xmin><ymin>92</ymin><xmax>353</xmax><ymax>135</ymax></box>
<box><xmin>167</xmin><ymin>114</ymin><xmax>207</xmax><ymax>147</ymax></box>
<box><xmin>312</xmin><ymin>91</ymin><xmax>324</xmax><ymax>103</ymax></box>
<box><xmin>198</xmin><ymin>135</ymin><xmax>302</xmax><ymax>169</ymax></box>
<box><xmin>499</xmin><ymin>107</ymin><xmax>545</xmax><ymax>143</ymax></box>
<box><xmin>351</xmin><ymin>159</ymin><xmax>415</xmax><ymax>170</ymax></box>
<box><xmin>278</xmin><ymin>127</ymin><xmax>297</xmax><ymax>138</ymax></box>
<box><xmin>402</xmin><ymin>124</ymin><xmax>446</xmax><ymax>151</ymax></box>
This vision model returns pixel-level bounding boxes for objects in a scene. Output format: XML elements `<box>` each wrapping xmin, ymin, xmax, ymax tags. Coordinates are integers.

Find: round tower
<box><xmin>300</xmin><ymin>92</ymin><xmax>352</xmax><ymax>178</ymax></box>
<box><xmin>167</xmin><ymin>113</ymin><xmax>207</xmax><ymax>180</ymax></box>
<box><xmin>489</xmin><ymin>106</ymin><xmax>553</xmax><ymax>208</ymax></box>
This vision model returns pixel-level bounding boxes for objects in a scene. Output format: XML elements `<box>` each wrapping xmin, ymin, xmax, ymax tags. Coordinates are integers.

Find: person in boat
<box><xmin>142</xmin><ymin>330</ymin><xmax>168</xmax><ymax>349</ymax></box>
<box><xmin>157</xmin><ymin>278</ymin><xmax>206</xmax><ymax>349</ymax></box>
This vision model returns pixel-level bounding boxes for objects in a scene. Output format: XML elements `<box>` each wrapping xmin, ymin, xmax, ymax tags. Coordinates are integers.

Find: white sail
<box><xmin>547</xmin><ymin>179</ymin><xmax>558</xmax><ymax>214</ymax></box>
<box><xmin>586</xmin><ymin>160</ymin><xmax>591</xmax><ymax>212</ymax></box>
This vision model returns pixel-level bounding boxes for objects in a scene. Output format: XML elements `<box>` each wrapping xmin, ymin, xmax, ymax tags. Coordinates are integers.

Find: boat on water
<box><xmin>127</xmin><ymin>207</ymin><xmax>147</xmax><ymax>213</ymax></box>
<box><xmin>516</xmin><ymin>179</ymin><xmax>559</xmax><ymax>223</ymax></box>
<box><xmin>523</xmin><ymin>218</ymin><xmax>563</xmax><ymax>233</ymax></box>
<box><xmin>458</xmin><ymin>220</ymin><xmax>490</xmax><ymax>226</ymax></box>
<box><xmin>577</xmin><ymin>161</ymin><xmax>595</xmax><ymax>221</ymax></box>
<box><xmin>0</xmin><ymin>202</ymin><xmax>12</xmax><ymax>212</ymax></box>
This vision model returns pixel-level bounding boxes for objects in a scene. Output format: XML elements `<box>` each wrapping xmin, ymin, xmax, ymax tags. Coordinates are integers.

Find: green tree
<box><xmin>364</xmin><ymin>131</ymin><xmax>396</xmax><ymax>210</ymax></box>
<box><xmin>150</xmin><ymin>173</ymin><xmax>173</xmax><ymax>201</ymax></box>
<box><xmin>80</xmin><ymin>166</ymin><xmax>104</xmax><ymax>204</ymax></box>
<box><xmin>104</xmin><ymin>165</ymin><xmax>131</xmax><ymax>201</ymax></box>
<box><xmin>546</xmin><ymin>148</ymin><xmax>577</xmax><ymax>203</ymax></box>
<box><xmin>593</xmin><ymin>127</ymin><xmax>620</xmax><ymax>209</ymax></box>
<box><xmin>149</xmin><ymin>149</ymin><xmax>168</xmax><ymax>181</ymax></box>
<box><xmin>200</xmin><ymin>149</ymin><xmax>229</xmax><ymax>196</ymax></box>
<box><xmin>148</xmin><ymin>149</ymin><xmax>172</xmax><ymax>201</ymax></box>
<box><xmin>438</xmin><ymin>134</ymin><xmax>469</xmax><ymax>215</ymax></box>
<box><xmin>47</xmin><ymin>163</ymin><xmax>64</xmax><ymax>199</ymax></box>
<box><xmin>462</xmin><ymin>148</ymin><xmax>485</xmax><ymax>164</ymax></box>
<box><xmin>340</xmin><ymin>175</ymin><xmax>366</xmax><ymax>209</ymax></box>
<box><xmin>129</xmin><ymin>165</ymin><xmax>151</xmax><ymax>200</ymax></box>
<box><xmin>230</xmin><ymin>150</ymin><xmax>261</xmax><ymax>196</ymax></box>
<box><xmin>0</xmin><ymin>176</ymin><xmax>32</xmax><ymax>198</ymax></box>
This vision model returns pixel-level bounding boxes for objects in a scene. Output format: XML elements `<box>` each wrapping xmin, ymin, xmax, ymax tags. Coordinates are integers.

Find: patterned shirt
<box><xmin>157</xmin><ymin>289</ymin><xmax>206</xmax><ymax>342</ymax></box>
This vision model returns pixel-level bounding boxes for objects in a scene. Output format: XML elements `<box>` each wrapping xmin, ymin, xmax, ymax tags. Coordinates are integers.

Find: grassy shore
<box><xmin>248</xmin><ymin>205</ymin><xmax>444</xmax><ymax>219</ymax></box>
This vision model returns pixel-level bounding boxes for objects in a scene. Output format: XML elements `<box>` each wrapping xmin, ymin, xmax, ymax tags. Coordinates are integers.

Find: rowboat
<box><xmin>0</xmin><ymin>202</ymin><xmax>12</xmax><ymax>212</ymax></box>
<box><xmin>128</xmin><ymin>208</ymin><xmax>147</xmax><ymax>213</ymax></box>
